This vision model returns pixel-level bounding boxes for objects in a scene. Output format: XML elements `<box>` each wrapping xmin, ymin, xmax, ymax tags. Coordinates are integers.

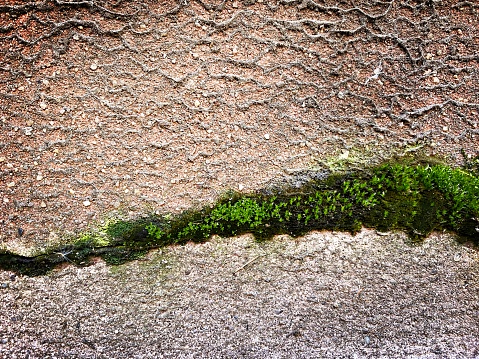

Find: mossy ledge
<box><xmin>1</xmin><ymin>157</ymin><xmax>478</xmax><ymax>276</ymax></box>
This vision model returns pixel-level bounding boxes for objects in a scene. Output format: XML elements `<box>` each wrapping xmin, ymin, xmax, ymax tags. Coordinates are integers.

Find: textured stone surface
<box><xmin>1</xmin><ymin>2</ymin><xmax>479</xmax><ymax>356</ymax></box>
<box><xmin>0</xmin><ymin>0</ymin><xmax>478</xmax><ymax>251</ymax></box>
<box><xmin>1</xmin><ymin>230</ymin><xmax>478</xmax><ymax>358</ymax></box>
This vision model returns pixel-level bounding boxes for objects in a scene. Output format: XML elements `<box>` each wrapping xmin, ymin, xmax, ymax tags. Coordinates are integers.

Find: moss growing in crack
<box><xmin>1</xmin><ymin>157</ymin><xmax>478</xmax><ymax>275</ymax></box>
<box><xmin>143</xmin><ymin>162</ymin><xmax>478</xmax><ymax>244</ymax></box>
<box><xmin>364</xmin><ymin>163</ymin><xmax>479</xmax><ymax>239</ymax></box>
<box><xmin>101</xmin><ymin>247</ymin><xmax>149</xmax><ymax>265</ymax></box>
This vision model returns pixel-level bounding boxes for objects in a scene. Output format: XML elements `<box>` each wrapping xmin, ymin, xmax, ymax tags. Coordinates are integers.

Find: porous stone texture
<box><xmin>1</xmin><ymin>2</ymin><xmax>479</xmax><ymax>357</ymax></box>
<box><xmin>0</xmin><ymin>230</ymin><xmax>478</xmax><ymax>358</ymax></box>
<box><xmin>0</xmin><ymin>0</ymin><xmax>478</xmax><ymax>252</ymax></box>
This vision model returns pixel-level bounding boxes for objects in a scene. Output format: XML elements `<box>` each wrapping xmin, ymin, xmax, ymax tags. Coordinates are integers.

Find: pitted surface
<box><xmin>1</xmin><ymin>231</ymin><xmax>478</xmax><ymax>358</ymax></box>
<box><xmin>0</xmin><ymin>1</ymin><xmax>478</xmax><ymax>251</ymax></box>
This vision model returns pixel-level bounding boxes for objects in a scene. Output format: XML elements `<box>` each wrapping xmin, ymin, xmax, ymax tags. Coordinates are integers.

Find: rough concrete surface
<box><xmin>1</xmin><ymin>1</ymin><xmax>479</xmax><ymax>357</ymax></box>
<box><xmin>1</xmin><ymin>0</ymin><xmax>478</xmax><ymax>253</ymax></box>
<box><xmin>1</xmin><ymin>230</ymin><xmax>479</xmax><ymax>358</ymax></box>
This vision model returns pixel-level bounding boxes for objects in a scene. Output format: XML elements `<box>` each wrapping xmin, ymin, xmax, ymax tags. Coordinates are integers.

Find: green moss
<box><xmin>101</xmin><ymin>248</ymin><xmax>148</xmax><ymax>265</ymax></box>
<box><xmin>1</xmin><ymin>156</ymin><xmax>478</xmax><ymax>276</ymax></box>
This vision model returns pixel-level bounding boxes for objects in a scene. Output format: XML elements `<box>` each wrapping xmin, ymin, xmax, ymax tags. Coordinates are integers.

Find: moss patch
<box><xmin>1</xmin><ymin>156</ymin><xmax>478</xmax><ymax>276</ymax></box>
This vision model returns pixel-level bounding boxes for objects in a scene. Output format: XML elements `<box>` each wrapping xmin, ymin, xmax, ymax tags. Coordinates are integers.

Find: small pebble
<box><xmin>39</xmin><ymin>102</ymin><xmax>47</xmax><ymax>110</ymax></box>
<box><xmin>24</xmin><ymin>127</ymin><xmax>33</xmax><ymax>136</ymax></box>
<box><xmin>3</xmin><ymin>198</ymin><xmax>9</xmax><ymax>203</ymax></box>
<box><xmin>36</xmin><ymin>174</ymin><xmax>43</xmax><ymax>181</ymax></box>
<box><xmin>7</xmin><ymin>182</ymin><xmax>15</xmax><ymax>188</ymax></box>
<box><xmin>90</xmin><ymin>63</ymin><xmax>98</xmax><ymax>71</ymax></box>
<box><xmin>264</xmin><ymin>133</ymin><xmax>270</xmax><ymax>140</ymax></box>
<box><xmin>432</xmin><ymin>77</ymin><xmax>440</xmax><ymax>84</ymax></box>
<box><xmin>83</xmin><ymin>200</ymin><xmax>91</xmax><ymax>207</ymax></box>
<box><xmin>73</xmin><ymin>34</ymin><xmax>79</xmax><ymax>41</ymax></box>
<box><xmin>238</xmin><ymin>184</ymin><xmax>244</xmax><ymax>190</ymax></box>
<box><xmin>194</xmin><ymin>100</ymin><xmax>200</xmax><ymax>107</ymax></box>
<box><xmin>0</xmin><ymin>157</ymin><xmax>5</xmax><ymax>162</ymax></box>
<box><xmin>339</xmin><ymin>149</ymin><xmax>349</xmax><ymax>159</ymax></box>
<box><xmin>40</xmin><ymin>201</ymin><xmax>47</xmax><ymax>208</ymax></box>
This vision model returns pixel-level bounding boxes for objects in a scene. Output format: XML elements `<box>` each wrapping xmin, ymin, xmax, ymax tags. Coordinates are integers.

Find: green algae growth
<box><xmin>1</xmin><ymin>158</ymin><xmax>478</xmax><ymax>276</ymax></box>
